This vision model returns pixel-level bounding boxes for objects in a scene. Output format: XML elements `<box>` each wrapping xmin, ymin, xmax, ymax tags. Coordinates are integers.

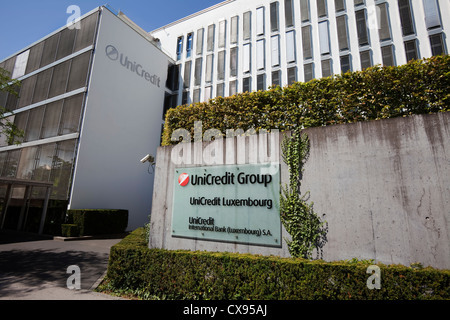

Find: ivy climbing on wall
<box><xmin>280</xmin><ymin>129</ymin><xmax>328</xmax><ymax>259</ymax></box>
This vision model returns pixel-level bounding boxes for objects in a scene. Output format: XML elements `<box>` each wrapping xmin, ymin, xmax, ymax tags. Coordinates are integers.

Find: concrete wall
<box><xmin>149</xmin><ymin>112</ymin><xmax>450</xmax><ymax>269</ymax></box>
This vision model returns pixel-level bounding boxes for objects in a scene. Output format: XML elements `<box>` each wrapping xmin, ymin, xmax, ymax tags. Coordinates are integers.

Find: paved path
<box><xmin>0</xmin><ymin>231</ymin><xmax>126</xmax><ymax>300</ymax></box>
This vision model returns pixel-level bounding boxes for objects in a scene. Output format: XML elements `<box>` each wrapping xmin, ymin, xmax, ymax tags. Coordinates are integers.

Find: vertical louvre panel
<box><xmin>25</xmin><ymin>106</ymin><xmax>45</xmax><ymax>142</ymax></box>
<box><xmin>271</xmin><ymin>35</ymin><xmax>280</xmax><ymax>66</ymax></box>
<box><xmin>422</xmin><ymin>0</ymin><xmax>441</xmax><ymax>30</ymax></box>
<box><xmin>430</xmin><ymin>33</ymin><xmax>445</xmax><ymax>56</ymax></box>
<box><xmin>257</xmin><ymin>74</ymin><xmax>265</xmax><ymax>91</ymax></box>
<box><xmin>243</xmin><ymin>11</ymin><xmax>252</xmax><ymax>40</ymax></box>
<box><xmin>286</xmin><ymin>31</ymin><xmax>296</xmax><ymax>63</ymax></box>
<box><xmin>300</xmin><ymin>0</ymin><xmax>310</xmax><ymax>22</ymax></box>
<box><xmin>285</xmin><ymin>0</ymin><xmax>294</xmax><ymax>28</ymax></box>
<box><xmin>381</xmin><ymin>45</ymin><xmax>394</xmax><ymax>66</ymax></box>
<box><xmin>217</xmin><ymin>51</ymin><xmax>226</xmax><ymax>80</ymax></box>
<box><xmin>231</xmin><ymin>16</ymin><xmax>239</xmax><ymax>44</ymax></box>
<box><xmin>355</xmin><ymin>9</ymin><xmax>369</xmax><ymax>46</ymax></box>
<box><xmin>67</xmin><ymin>51</ymin><xmax>91</xmax><ymax>92</ymax></box>
<box><xmin>17</xmin><ymin>75</ymin><xmax>37</xmax><ymax>109</ymax></box>
<box><xmin>335</xmin><ymin>0</ymin><xmax>345</xmax><ymax>12</ymax></box>
<box><xmin>183</xmin><ymin>60</ymin><xmax>192</xmax><ymax>88</ymax></box>
<box><xmin>302</xmin><ymin>25</ymin><xmax>312</xmax><ymax>59</ymax></box>
<box><xmin>230</xmin><ymin>47</ymin><xmax>238</xmax><ymax>77</ymax></box>
<box><xmin>243</xmin><ymin>43</ymin><xmax>251</xmax><ymax>73</ymax></box>
<box><xmin>243</xmin><ymin>77</ymin><xmax>251</xmax><ymax>92</ymax></box>
<box><xmin>25</xmin><ymin>42</ymin><xmax>44</xmax><ymax>74</ymax></box>
<box><xmin>256</xmin><ymin>39</ymin><xmax>265</xmax><ymax>70</ymax></box>
<box><xmin>41</xmin><ymin>100</ymin><xmax>63</xmax><ymax>139</ymax></box>
<box><xmin>377</xmin><ymin>3</ymin><xmax>391</xmax><ymax>41</ymax></box>
<box><xmin>404</xmin><ymin>40</ymin><xmax>419</xmax><ymax>61</ymax></box>
<box><xmin>16</xmin><ymin>146</ymin><xmax>38</xmax><ymax>180</ymax></box>
<box><xmin>56</xmin><ymin>28</ymin><xmax>76</xmax><ymax>60</ymax></box>
<box><xmin>304</xmin><ymin>63</ymin><xmax>313</xmax><ymax>82</ymax></box>
<box><xmin>319</xmin><ymin>21</ymin><xmax>330</xmax><ymax>55</ymax></box>
<box><xmin>229</xmin><ymin>81</ymin><xmax>237</xmax><ymax>96</ymax></box>
<box><xmin>32</xmin><ymin>68</ymin><xmax>52</xmax><ymax>104</ymax></box>
<box><xmin>207</xmin><ymin>24</ymin><xmax>215</xmax><ymax>51</ymax></box>
<box><xmin>360</xmin><ymin>50</ymin><xmax>372</xmax><ymax>69</ymax></box>
<box><xmin>336</xmin><ymin>15</ymin><xmax>349</xmax><ymax>51</ymax></box>
<box><xmin>272</xmin><ymin>70</ymin><xmax>280</xmax><ymax>86</ymax></box>
<box><xmin>51</xmin><ymin>139</ymin><xmax>77</xmax><ymax>199</ymax></box>
<box><xmin>40</xmin><ymin>33</ymin><xmax>59</xmax><ymax>68</ymax></box>
<box><xmin>194</xmin><ymin>57</ymin><xmax>202</xmax><ymax>86</ymax></box>
<box><xmin>216</xmin><ymin>83</ymin><xmax>224</xmax><ymax>97</ymax></box>
<box><xmin>218</xmin><ymin>20</ymin><xmax>227</xmax><ymax>49</ymax></box>
<box><xmin>34</xmin><ymin>143</ymin><xmax>56</xmax><ymax>182</ymax></box>
<box><xmin>206</xmin><ymin>54</ymin><xmax>214</xmax><ymax>82</ymax></box>
<box><xmin>256</xmin><ymin>7</ymin><xmax>265</xmax><ymax>36</ymax></box>
<box><xmin>59</xmin><ymin>93</ymin><xmax>83</xmax><ymax>135</ymax></box>
<box><xmin>398</xmin><ymin>0</ymin><xmax>415</xmax><ymax>36</ymax></box>
<box><xmin>48</xmin><ymin>60</ymin><xmax>70</xmax><ymax>98</ymax></box>
<box><xmin>73</xmin><ymin>12</ymin><xmax>98</xmax><ymax>52</ymax></box>
<box><xmin>270</xmin><ymin>2</ymin><xmax>279</xmax><ymax>32</ymax></box>
<box><xmin>317</xmin><ymin>0</ymin><xmax>327</xmax><ymax>17</ymax></box>
<box><xmin>196</xmin><ymin>28</ymin><xmax>204</xmax><ymax>55</ymax></box>
<box><xmin>340</xmin><ymin>55</ymin><xmax>351</xmax><ymax>73</ymax></box>
<box><xmin>321</xmin><ymin>59</ymin><xmax>331</xmax><ymax>77</ymax></box>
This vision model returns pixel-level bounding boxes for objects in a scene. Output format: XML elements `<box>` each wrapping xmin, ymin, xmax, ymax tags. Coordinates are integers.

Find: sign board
<box><xmin>171</xmin><ymin>163</ymin><xmax>281</xmax><ymax>247</ymax></box>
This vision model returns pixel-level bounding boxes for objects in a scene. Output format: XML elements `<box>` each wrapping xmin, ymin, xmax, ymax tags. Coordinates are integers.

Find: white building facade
<box><xmin>151</xmin><ymin>0</ymin><xmax>449</xmax><ymax>106</ymax></box>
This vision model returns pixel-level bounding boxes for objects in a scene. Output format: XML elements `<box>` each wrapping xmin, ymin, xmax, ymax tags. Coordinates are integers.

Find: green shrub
<box><xmin>102</xmin><ymin>228</ymin><xmax>450</xmax><ymax>300</ymax></box>
<box><xmin>61</xmin><ymin>224</ymin><xmax>79</xmax><ymax>237</ymax></box>
<box><xmin>162</xmin><ymin>55</ymin><xmax>450</xmax><ymax>146</ymax></box>
<box><xmin>66</xmin><ymin>209</ymin><xmax>128</xmax><ymax>236</ymax></box>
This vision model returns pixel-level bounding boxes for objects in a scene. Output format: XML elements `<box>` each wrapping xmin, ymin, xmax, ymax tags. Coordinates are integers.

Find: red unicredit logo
<box><xmin>178</xmin><ymin>173</ymin><xmax>189</xmax><ymax>187</ymax></box>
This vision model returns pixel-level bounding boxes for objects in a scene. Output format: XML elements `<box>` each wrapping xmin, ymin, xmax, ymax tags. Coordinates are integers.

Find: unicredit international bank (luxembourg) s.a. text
<box><xmin>171</xmin><ymin>163</ymin><xmax>281</xmax><ymax>247</ymax></box>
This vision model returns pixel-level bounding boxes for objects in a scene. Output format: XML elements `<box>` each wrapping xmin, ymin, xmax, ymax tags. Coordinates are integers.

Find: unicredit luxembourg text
<box><xmin>189</xmin><ymin>196</ymin><xmax>273</xmax><ymax>209</ymax></box>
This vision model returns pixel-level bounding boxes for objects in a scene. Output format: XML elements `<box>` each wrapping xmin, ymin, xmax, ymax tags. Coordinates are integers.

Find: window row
<box><xmin>0</xmin><ymin>93</ymin><xmax>84</xmax><ymax>147</ymax></box>
<box><xmin>0</xmin><ymin>12</ymin><xmax>98</xmax><ymax>79</ymax></box>
<box><xmin>0</xmin><ymin>139</ymin><xmax>77</xmax><ymax>200</ymax></box>
<box><xmin>0</xmin><ymin>51</ymin><xmax>92</xmax><ymax>112</ymax></box>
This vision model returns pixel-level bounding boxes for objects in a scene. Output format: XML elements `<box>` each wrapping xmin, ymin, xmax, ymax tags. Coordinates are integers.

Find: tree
<box><xmin>0</xmin><ymin>67</ymin><xmax>24</xmax><ymax>145</ymax></box>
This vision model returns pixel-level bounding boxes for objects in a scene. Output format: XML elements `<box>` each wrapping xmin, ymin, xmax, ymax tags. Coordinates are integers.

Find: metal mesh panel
<box><xmin>41</xmin><ymin>100</ymin><xmax>63</xmax><ymax>139</ymax></box>
<box><xmin>32</xmin><ymin>68</ymin><xmax>52</xmax><ymax>104</ymax></box>
<box><xmin>25</xmin><ymin>106</ymin><xmax>45</xmax><ymax>142</ymax></box>
<box><xmin>73</xmin><ymin>13</ymin><xmax>99</xmax><ymax>52</ymax></box>
<box><xmin>56</xmin><ymin>28</ymin><xmax>76</xmax><ymax>60</ymax></box>
<box><xmin>67</xmin><ymin>51</ymin><xmax>91</xmax><ymax>92</ymax></box>
<box><xmin>17</xmin><ymin>75</ymin><xmax>37</xmax><ymax>109</ymax></box>
<box><xmin>50</xmin><ymin>139</ymin><xmax>77</xmax><ymax>200</ymax></box>
<box><xmin>59</xmin><ymin>93</ymin><xmax>84</xmax><ymax>135</ymax></box>
<box><xmin>40</xmin><ymin>33</ymin><xmax>59</xmax><ymax>68</ymax></box>
<box><xmin>16</xmin><ymin>146</ymin><xmax>38</xmax><ymax>180</ymax></box>
<box><xmin>25</xmin><ymin>42</ymin><xmax>44</xmax><ymax>75</ymax></box>
<box><xmin>48</xmin><ymin>60</ymin><xmax>70</xmax><ymax>98</ymax></box>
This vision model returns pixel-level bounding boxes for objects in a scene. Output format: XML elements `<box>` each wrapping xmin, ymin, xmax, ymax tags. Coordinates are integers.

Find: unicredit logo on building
<box><xmin>178</xmin><ymin>173</ymin><xmax>189</xmax><ymax>187</ymax></box>
<box><xmin>105</xmin><ymin>44</ymin><xmax>161</xmax><ymax>88</ymax></box>
<box><xmin>178</xmin><ymin>171</ymin><xmax>273</xmax><ymax>188</ymax></box>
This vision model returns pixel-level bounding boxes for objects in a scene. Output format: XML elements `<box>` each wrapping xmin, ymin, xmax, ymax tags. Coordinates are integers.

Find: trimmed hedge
<box><xmin>66</xmin><ymin>209</ymin><xmax>128</xmax><ymax>236</ymax></box>
<box><xmin>102</xmin><ymin>228</ymin><xmax>450</xmax><ymax>300</ymax></box>
<box><xmin>61</xmin><ymin>224</ymin><xmax>79</xmax><ymax>237</ymax></box>
<box><xmin>162</xmin><ymin>55</ymin><xmax>450</xmax><ymax>146</ymax></box>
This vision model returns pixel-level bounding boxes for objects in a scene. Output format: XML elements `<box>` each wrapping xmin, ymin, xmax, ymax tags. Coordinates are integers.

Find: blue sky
<box><xmin>0</xmin><ymin>0</ymin><xmax>224</xmax><ymax>60</ymax></box>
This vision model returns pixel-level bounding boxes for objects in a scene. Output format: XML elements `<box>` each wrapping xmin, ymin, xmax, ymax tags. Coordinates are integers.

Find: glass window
<box><xmin>59</xmin><ymin>93</ymin><xmax>84</xmax><ymax>135</ymax></box>
<box><xmin>196</xmin><ymin>28</ymin><xmax>204</xmax><ymax>55</ymax></box>
<box><xmin>422</xmin><ymin>0</ymin><xmax>441</xmax><ymax>30</ymax></box>
<box><xmin>25</xmin><ymin>42</ymin><xmax>44</xmax><ymax>74</ymax></box>
<box><xmin>271</xmin><ymin>35</ymin><xmax>281</xmax><ymax>66</ymax></box>
<box><xmin>40</xmin><ymin>33</ymin><xmax>59</xmax><ymax>68</ymax></box>
<box><xmin>287</xmin><ymin>67</ymin><xmax>296</xmax><ymax>85</ymax></box>
<box><xmin>217</xmin><ymin>51</ymin><xmax>226</xmax><ymax>80</ymax></box>
<box><xmin>404</xmin><ymin>40</ymin><xmax>419</xmax><ymax>61</ymax></box>
<box><xmin>16</xmin><ymin>146</ymin><xmax>38</xmax><ymax>180</ymax></box>
<box><xmin>304</xmin><ymin>63</ymin><xmax>314</xmax><ymax>82</ymax></box>
<box><xmin>193</xmin><ymin>88</ymin><xmax>200</xmax><ymax>103</ymax></box>
<box><xmin>186</xmin><ymin>33</ymin><xmax>193</xmax><ymax>58</ymax></box>
<box><xmin>360</xmin><ymin>50</ymin><xmax>372</xmax><ymax>69</ymax></box>
<box><xmin>256</xmin><ymin>7</ymin><xmax>265</xmax><ymax>36</ymax></box>
<box><xmin>56</xmin><ymin>27</ymin><xmax>77</xmax><ymax>60</ymax></box>
<box><xmin>176</xmin><ymin>37</ymin><xmax>183</xmax><ymax>60</ymax></box>
<box><xmin>32</xmin><ymin>68</ymin><xmax>52</xmax><ymax>104</ymax></box>
<box><xmin>300</xmin><ymin>0</ymin><xmax>310</xmax><ymax>22</ymax></box>
<box><xmin>216</xmin><ymin>83</ymin><xmax>224</xmax><ymax>97</ymax></box>
<box><xmin>319</xmin><ymin>21</ymin><xmax>330</xmax><ymax>55</ymax></box>
<box><xmin>398</xmin><ymin>0</ymin><xmax>415</xmax><ymax>36</ymax></box>
<box><xmin>285</xmin><ymin>0</ymin><xmax>294</xmax><ymax>28</ymax></box>
<box><xmin>336</xmin><ymin>15</ymin><xmax>349</xmax><ymax>51</ymax></box>
<box><xmin>381</xmin><ymin>45</ymin><xmax>395</xmax><ymax>66</ymax></box>
<box><xmin>33</xmin><ymin>143</ymin><xmax>56</xmax><ymax>182</ymax></box>
<box><xmin>270</xmin><ymin>2</ymin><xmax>279</xmax><ymax>32</ymax></box>
<box><xmin>231</xmin><ymin>16</ymin><xmax>239</xmax><ymax>44</ymax></box>
<box><xmin>354</xmin><ymin>0</ymin><xmax>364</xmax><ymax>6</ymax></box>
<box><xmin>41</xmin><ymin>100</ymin><xmax>63</xmax><ymax>139</ymax></box>
<box><xmin>302</xmin><ymin>25</ymin><xmax>312</xmax><ymax>59</ymax></box>
<box><xmin>256</xmin><ymin>39</ymin><xmax>265</xmax><ymax>70</ymax></box>
<box><xmin>194</xmin><ymin>57</ymin><xmax>202</xmax><ymax>86</ymax></box>
<box><xmin>73</xmin><ymin>12</ymin><xmax>98</xmax><ymax>52</ymax></box>
<box><xmin>230</xmin><ymin>47</ymin><xmax>238</xmax><ymax>77</ymax></box>
<box><xmin>355</xmin><ymin>9</ymin><xmax>369</xmax><ymax>46</ymax></box>
<box><xmin>207</xmin><ymin>24</ymin><xmax>215</xmax><ymax>51</ymax></box>
<box><xmin>2</xmin><ymin>149</ymin><xmax>21</xmax><ymax>178</ymax></box>
<box><xmin>67</xmin><ymin>51</ymin><xmax>91</xmax><ymax>92</ymax></box>
<box><xmin>48</xmin><ymin>60</ymin><xmax>70</xmax><ymax>98</ymax></box>
<box><xmin>25</xmin><ymin>106</ymin><xmax>45</xmax><ymax>142</ymax></box>
<box><xmin>17</xmin><ymin>74</ymin><xmax>37</xmax><ymax>109</ymax></box>
<box><xmin>377</xmin><ymin>3</ymin><xmax>391</xmax><ymax>41</ymax></box>
<box><xmin>50</xmin><ymin>139</ymin><xmax>77</xmax><ymax>200</ymax></box>
<box><xmin>218</xmin><ymin>20</ymin><xmax>227</xmax><ymax>48</ymax></box>
<box><xmin>13</xmin><ymin>111</ymin><xmax>28</xmax><ymax>142</ymax></box>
